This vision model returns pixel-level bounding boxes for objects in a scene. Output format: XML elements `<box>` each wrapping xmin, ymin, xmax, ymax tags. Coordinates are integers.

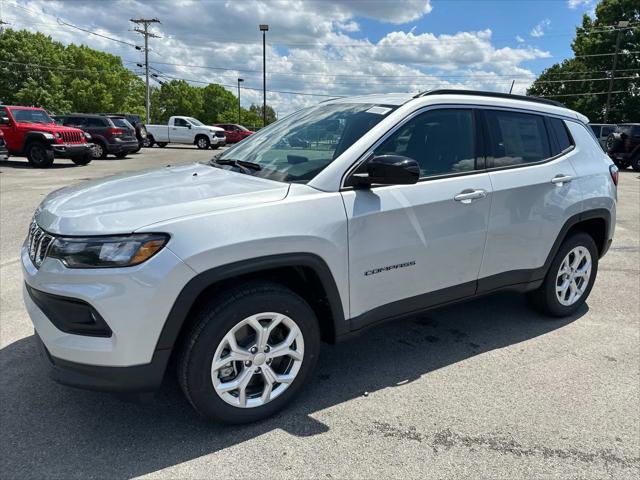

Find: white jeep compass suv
<box><xmin>23</xmin><ymin>90</ymin><xmax>618</xmax><ymax>423</ymax></box>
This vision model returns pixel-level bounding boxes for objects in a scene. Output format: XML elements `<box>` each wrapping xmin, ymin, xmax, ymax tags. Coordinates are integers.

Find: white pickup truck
<box><xmin>145</xmin><ymin>116</ymin><xmax>226</xmax><ymax>149</ymax></box>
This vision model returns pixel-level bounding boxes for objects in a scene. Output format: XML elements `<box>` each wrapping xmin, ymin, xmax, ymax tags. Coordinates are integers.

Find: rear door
<box><xmin>343</xmin><ymin>107</ymin><xmax>493</xmax><ymax>322</ymax></box>
<box><xmin>477</xmin><ymin>109</ymin><xmax>582</xmax><ymax>291</ymax></box>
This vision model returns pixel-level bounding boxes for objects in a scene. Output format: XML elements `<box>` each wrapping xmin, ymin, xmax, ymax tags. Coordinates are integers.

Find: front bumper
<box><xmin>211</xmin><ymin>135</ymin><xmax>226</xmax><ymax>145</ymax></box>
<box><xmin>52</xmin><ymin>143</ymin><xmax>93</xmax><ymax>158</ymax></box>
<box><xmin>35</xmin><ymin>332</ymin><xmax>170</xmax><ymax>392</ymax></box>
<box><xmin>21</xmin><ymin>242</ymin><xmax>195</xmax><ymax>388</ymax></box>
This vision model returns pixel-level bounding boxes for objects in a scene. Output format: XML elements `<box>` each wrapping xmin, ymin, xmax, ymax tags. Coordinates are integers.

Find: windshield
<box><xmin>215</xmin><ymin>103</ymin><xmax>396</xmax><ymax>183</ymax></box>
<box><xmin>10</xmin><ymin>108</ymin><xmax>54</xmax><ymax>124</ymax></box>
<box><xmin>187</xmin><ymin>117</ymin><xmax>205</xmax><ymax>126</ymax></box>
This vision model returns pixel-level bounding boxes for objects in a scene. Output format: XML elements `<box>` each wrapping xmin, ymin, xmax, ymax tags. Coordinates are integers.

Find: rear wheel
<box><xmin>613</xmin><ymin>158</ymin><xmax>629</xmax><ymax>170</ymax></box>
<box><xmin>157</xmin><ymin>142</ymin><xmax>168</xmax><ymax>148</ymax></box>
<box><xmin>528</xmin><ymin>232</ymin><xmax>598</xmax><ymax>317</ymax></box>
<box><xmin>631</xmin><ymin>155</ymin><xmax>640</xmax><ymax>172</ymax></box>
<box><xmin>178</xmin><ymin>282</ymin><xmax>320</xmax><ymax>424</ymax></box>
<box><xmin>196</xmin><ymin>136</ymin><xmax>210</xmax><ymax>149</ymax></box>
<box><xmin>143</xmin><ymin>136</ymin><xmax>155</xmax><ymax>148</ymax></box>
<box><xmin>26</xmin><ymin>142</ymin><xmax>54</xmax><ymax>168</ymax></box>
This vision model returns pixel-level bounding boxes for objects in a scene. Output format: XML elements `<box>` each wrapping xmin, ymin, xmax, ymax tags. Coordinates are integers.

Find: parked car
<box><xmin>146</xmin><ymin>116</ymin><xmax>225</xmax><ymax>149</ymax></box>
<box><xmin>588</xmin><ymin>123</ymin><xmax>616</xmax><ymax>149</ymax></box>
<box><xmin>0</xmin><ymin>128</ymin><xmax>9</xmax><ymax>161</ymax></box>
<box><xmin>56</xmin><ymin>114</ymin><xmax>139</xmax><ymax>159</ymax></box>
<box><xmin>102</xmin><ymin>113</ymin><xmax>147</xmax><ymax>152</ymax></box>
<box><xmin>213</xmin><ymin>123</ymin><xmax>254</xmax><ymax>143</ymax></box>
<box><xmin>22</xmin><ymin>90</ymin><xmax>617</xmax><ymax>423</ymax></box>
<box><xmin>0</xmin><ymin>105</ymin><xmax>93</xmax><ymax>168</ymax></box>
<box><xmin>606</xmin><ymin>123</ymin><xmax>640</xmax><ymax>171</ymax></box>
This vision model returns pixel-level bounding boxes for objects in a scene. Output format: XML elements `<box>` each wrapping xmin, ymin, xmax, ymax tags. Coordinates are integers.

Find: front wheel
<box><xmin>196</xmin><ymin>136</ymin><xmax>210</xmax><ymax>149</ymax></box>
<box><xmin>71</xmin><ymin>152</ymin><xmax>92</xmax><ymax>166</ymax></box>
<box><xmin>26</xmin><ymin>142</ymin><xmax>54</xmax><ymax>168</ymax></box>
<box><xmin>528</xmin><ymin>232</ymin><xmax>598</xmax><ymax>317</ymax></box>
<box><xmin>178</xmin><ymin>282</ymin><xmax>320</xmax><ymax>424</ymax></box>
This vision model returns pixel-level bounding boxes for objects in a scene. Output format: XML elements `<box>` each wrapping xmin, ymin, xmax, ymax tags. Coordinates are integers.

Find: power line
<box><xmin>56</xmin><ymin>17</ymin><xmax>140</xmax><ymax>48</ymax></box>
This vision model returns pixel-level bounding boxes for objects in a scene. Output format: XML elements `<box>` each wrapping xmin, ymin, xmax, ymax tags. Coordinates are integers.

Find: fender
<box><xmin>154</xmin><ymin>253</ymin><xmax>346</xmax><ymax>353</ymax></box>
<box><xmin>23</xmin><ymin>131</ymin><xmax>55</xmax><ymax>152</ymax></box>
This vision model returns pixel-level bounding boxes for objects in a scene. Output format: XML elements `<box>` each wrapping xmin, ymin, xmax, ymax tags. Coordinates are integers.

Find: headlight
<box><xmin>55</xmin><ymin>132</ymin><xmax>62</xmax><ymax>139</ymax></box>
<box><xmin>48</xmin><ymin>233</ymin><xmax>169</xmax><ymax>268</ymax></box>
<box><xmin>84</xmin><ymin>132</ymin><xmax>92</xmax><ymax>139</ymax></box>
<box><xmin>42</xmin><ymin>133</ymin><xmax>55</xmax><ymax>140</ymax></box>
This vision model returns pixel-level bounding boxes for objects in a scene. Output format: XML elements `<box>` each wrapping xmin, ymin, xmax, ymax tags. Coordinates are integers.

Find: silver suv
<box><xmin>23</xmin><ymin>90</ymin><xmax>618</xmax><ymax>423</ymax></box>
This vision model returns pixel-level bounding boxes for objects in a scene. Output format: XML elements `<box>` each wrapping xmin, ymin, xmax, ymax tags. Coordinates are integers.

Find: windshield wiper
<box><xmin>212</xmin><ymin>158</ymin><xmax>262</xmax><ymax>172</ymax></box>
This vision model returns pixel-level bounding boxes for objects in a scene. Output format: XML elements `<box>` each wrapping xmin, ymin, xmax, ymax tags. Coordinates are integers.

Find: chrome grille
<box><xmin>28</xmin><ymin>219</ymin><xmax>55</xmax><ymax>268</ymax></box>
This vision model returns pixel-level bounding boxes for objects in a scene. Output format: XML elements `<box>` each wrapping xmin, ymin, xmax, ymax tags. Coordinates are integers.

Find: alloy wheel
<box><xmin>211</xmin><ymin>312</ymin><xmax>304</xmax><ymax>408</ymax></box>
<box><xmin>555</xmin><ymin>246</ymin><xmax>592</xmax><ymax>306</ymax></box>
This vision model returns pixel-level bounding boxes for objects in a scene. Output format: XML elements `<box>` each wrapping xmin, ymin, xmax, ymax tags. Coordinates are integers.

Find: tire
<box><xmin>631</xmin><ymin>155</ymin><xmax>640</xmax><ymax>172</ymax></box>
<box><xmin>26</xmin><ymin>142</ymin><xmax>54</xmax><ymax>168</ymax></box>
<box><xmin>211</xmin><ymin>144</ymin><xmax>219</xmax><ymax>150</ymax></box>
<box><xmin>157</xmin><ymin>142</ymin><xmax>168</xmax><ymax>148</ymax></box>
<box><xmin>527</xmin><ymin>232</ymin><xmax>598</xmax><ymax>317</ymax></box>
<box><xmin>606</xmin><ymin>133</ymin><xmax>624</xmax><ymax>154</ymax></box>
<box><xmin>195</xmin><ymin>136</ymin><xmax>210</xmax><ymax>150</ymax></box>
<box><xmin>115</xmin><ymin>152</ymin><xmax>128</xmax><ymax>159</ymax></box>
<box><xmin>178</xmin><ymin>281</ymin><xmax>320</xmax><ymax>424</ymax></box>
<box><xmin>71</xmin><ymin>152</ymin><xmax>92</xmax><ymax>166</ymax></box>
<box><xmin>613</xmin><ymin>158</ymin><xmax>629</xmax><ymax>170</ymax></box>
<box><xmin>92</xmin><ymin>141</ymin><xmax>108</xmax><ymax>159</ymax></box>
<box><xmin>143</xmin><ymin>136</ymin><xmax>155</xmax><ymax>148</ymax></box>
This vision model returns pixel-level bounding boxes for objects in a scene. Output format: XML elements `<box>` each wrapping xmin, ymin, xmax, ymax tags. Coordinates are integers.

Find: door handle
<box><xmin>551</xmin><ymin>174</ymin><xmax>573</xmax><ymax>185</ymax></box>
<box><xmin>454</xmin><ymin>189</ymin><xmax>487</xmax><ymax>204</ymax></box>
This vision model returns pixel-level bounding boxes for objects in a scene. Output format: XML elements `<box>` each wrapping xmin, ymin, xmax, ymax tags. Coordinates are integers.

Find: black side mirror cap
<box><xmin>0</xmin><ymin>117</ymin><xmax>10</xmax><ymax>125</ymax></box>
<box><xmin>348</xmin><ymin>154</ymin><xmax>420</xmax><ymax>187</ymax></box>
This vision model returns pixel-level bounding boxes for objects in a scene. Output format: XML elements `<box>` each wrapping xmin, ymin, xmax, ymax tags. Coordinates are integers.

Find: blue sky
<box><xmin>3</xmin><ymin>0</ymin><xmax>598</xmax><ymax>114</ymax></box>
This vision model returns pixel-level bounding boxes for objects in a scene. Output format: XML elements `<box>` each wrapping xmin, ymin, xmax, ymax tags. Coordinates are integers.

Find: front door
<box><xmin>172</xmin><ymin>118</ymin><xmax>192</xmax><ymax>143</ymax></box>
<box><xmin>342</xmin><ymin>108</ymin><xmax>493</xmax><ymax>323</ymax></box>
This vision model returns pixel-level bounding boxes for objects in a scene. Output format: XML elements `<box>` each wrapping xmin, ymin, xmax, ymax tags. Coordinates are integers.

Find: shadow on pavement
<box><xmin>0</xmin><ymin>291</ymin><xmax>585</xmax><ymax>479</ymax></box>
<box><xmin>0</xmin><ymin>160</ymin><xmax>79</xmax><ymax>169</ymax></box>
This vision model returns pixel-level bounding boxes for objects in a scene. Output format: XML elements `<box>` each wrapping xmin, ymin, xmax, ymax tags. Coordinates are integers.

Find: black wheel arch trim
<box><xmin>24</xmin><ymin>131</ymin><xmax>55</xmax><ymax>149</ymax></box>
<box><xmin>154</xmin><ymin>253</ymin><xmax>346</xmax><ymax>353</ymax></box>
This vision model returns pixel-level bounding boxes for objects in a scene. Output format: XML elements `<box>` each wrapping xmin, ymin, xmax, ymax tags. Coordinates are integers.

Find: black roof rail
<box><xmin>413</xmin><ymin>89</ymin><xmax>565</xmax><ymax>108</ymax></box>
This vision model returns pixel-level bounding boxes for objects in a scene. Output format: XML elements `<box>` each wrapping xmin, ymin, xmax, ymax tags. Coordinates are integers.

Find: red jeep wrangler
<box><xmin>0</xmin><ymin>105</ymin><xmax>94</xmax><ymax>168</ymax></box>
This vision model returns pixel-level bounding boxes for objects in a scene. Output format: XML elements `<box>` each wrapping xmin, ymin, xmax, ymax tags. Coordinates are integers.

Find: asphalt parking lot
<box><xmin>1</xmin><ymin>147</ymin><xmax>638</xmax><ymax>479</ymax></box>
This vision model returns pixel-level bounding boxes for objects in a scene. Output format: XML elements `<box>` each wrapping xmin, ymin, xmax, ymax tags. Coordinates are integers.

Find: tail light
<box><xmin>609</xmin><ymin>164</ymin><xmax>619</xmax><ymax>186</ymax></box>
<box><xmin>108</xmin><ymin>127</ymin><xmax>124</xmax><ymax>136</ymax></box>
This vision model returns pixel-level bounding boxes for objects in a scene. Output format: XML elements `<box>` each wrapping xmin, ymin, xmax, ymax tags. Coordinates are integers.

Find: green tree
<box><xmin>528</xmin><ymin>0</ymin><xmax>639</xmax><ymax>122</ymax></box>
<box><xmin>249</xmin><ymin>103</ymin><xmax>277</xmax><ymax>125</ymax></box>
<box><xmin>151</xmin><ymin>80</ymin><xmax>204</xmax><ymax>123</ymax></box>
<box><xmin>0</xmin><ymin>29</ymin><xmax>146</xmax><ymax>115</ymax></box>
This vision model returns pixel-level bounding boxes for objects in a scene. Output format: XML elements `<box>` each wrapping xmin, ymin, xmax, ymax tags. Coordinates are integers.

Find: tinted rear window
<box><xmin>486</xmin><ymin>110</ymin><xmax>551</xmax><ymax>166</ymax></box>
<box><xmin>617</xmin><ymin>125</ymin><xmax>640</xmax><ymax>136</ymax></box>
<box><xmin>549</xmin><ymin>118</ymin><xmax>573</xmax><ymax>153</ymax></box>
<box><xmin>111</xmin><ymin>118</ymin><xmax>134</xmax><ymax>129</ymax></box>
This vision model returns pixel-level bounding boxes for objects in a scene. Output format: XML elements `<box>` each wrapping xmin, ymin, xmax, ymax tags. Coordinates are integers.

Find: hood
<box><xmin>36</xmin><ymin>163</ymin><xmax>289</xmax><ymax>235</ymax></box>
<box><xmin>17</xmin><ymin>121</ymin><xmax>85</xmax><ymax>135</ymax></box>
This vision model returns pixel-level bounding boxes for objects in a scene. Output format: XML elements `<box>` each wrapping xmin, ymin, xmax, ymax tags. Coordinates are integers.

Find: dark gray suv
<box><xmin>56</xmin><ymin>114</ymin><xmax>139</xmax><ymax>159</ymax></box>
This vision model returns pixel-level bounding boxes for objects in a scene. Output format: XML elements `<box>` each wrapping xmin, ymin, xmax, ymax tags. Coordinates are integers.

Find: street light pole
<box><xmin>604</xmin><ymin>20</ymin><xmax>629</xmax><ymax>123</ymax></box>
<box><xmin>259</xmin><ymin>24</ymin><xmax>269</xmax><ymax>128</ymax></box>
<box><xmin>237</xmin><ymin>78</ymin><xmax>244</xmax><ymax>124</ymax></box>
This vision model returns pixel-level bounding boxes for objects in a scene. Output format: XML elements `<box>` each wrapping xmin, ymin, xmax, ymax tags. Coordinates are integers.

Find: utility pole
<box><xmin>259</xmin><ymin>24</ymin><xmax>269</xmax><ymax>127</ymax></box>
<box><xmin>130</xmin><ymin>18</ymin><xmax>161</xmax><ymax>124</ymax></box>
<box><xmin>604</xmin><ymin>21</ymin><xmax>629</xmax><ymax>123</ymax></box>
<box><xmin>237</xmin><ymin>78</ymin><xmax>244</xmax><ymax>124</ymax></box>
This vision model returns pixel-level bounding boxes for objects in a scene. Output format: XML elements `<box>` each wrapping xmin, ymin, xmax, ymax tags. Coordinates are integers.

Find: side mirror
<box><xmin>349</xmin><ymin>154</ymin><xmax>420</xmax><ymax>187</ymax></box>
<box><xmin>0</xmin><ymin>116</ymin><xmax>10</xmax><ymax>125</ymax></box>
<box><xmin>187</xmin><ymin>123</ymin><xmax>192</xmax><ymax>129</ymax></box>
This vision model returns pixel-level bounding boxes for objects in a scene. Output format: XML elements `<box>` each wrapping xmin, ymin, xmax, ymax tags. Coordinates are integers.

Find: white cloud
<box><xmin>3</xmin><ymin>0</ymin><xmax>548</xmax><ymax>115</ymax></box>
<box><xmin>530</xmin><ymin>19</ymin><xmax>551</xmax><ymax>38</ymax></box>
<box><xmin>567</xmin><ymin>0</ymin><xmax>592</xmax><ymax>9</ymax></box>
<box><xmin>516</xmin><ymin>35</ymin><xmax>525</xmax><ymax>43</ymax></box>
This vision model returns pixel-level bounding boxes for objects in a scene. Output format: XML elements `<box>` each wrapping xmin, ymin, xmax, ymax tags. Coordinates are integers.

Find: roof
<box><xmin>1</xmin><ymin>105</ymin><xmax>47</xmax><ymax>110</ymax></box>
